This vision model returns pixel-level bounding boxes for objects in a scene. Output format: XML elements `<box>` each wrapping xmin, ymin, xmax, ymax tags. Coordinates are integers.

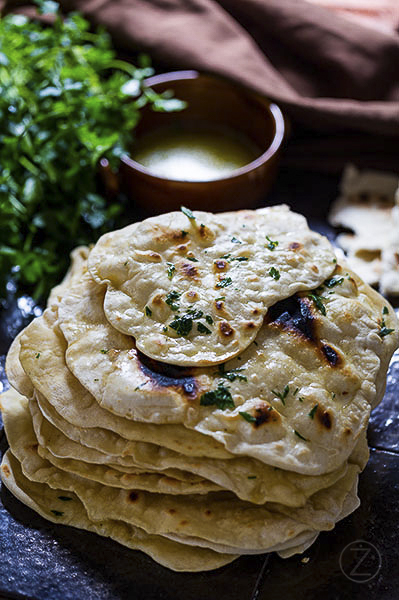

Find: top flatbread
<box><xmin>88</xmin><ymin>206</ymin><xmax>337</xmax><ymax>366</ymax></box>
<box><xmin>57</xmin><ymin>264</ymin><xmax>399</xmax><ymax>475</ymax></box>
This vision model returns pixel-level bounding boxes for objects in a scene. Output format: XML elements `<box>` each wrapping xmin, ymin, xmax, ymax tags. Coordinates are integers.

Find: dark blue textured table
<box><xmin>1</xmin><ymin>168</ymin><xmax>398</xmax><ymax>600</ymax></box>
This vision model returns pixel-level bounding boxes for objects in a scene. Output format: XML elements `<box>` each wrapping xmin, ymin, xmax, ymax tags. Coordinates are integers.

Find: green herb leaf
<box><xmin>100</xmin><ymin>349</ymin><xmax>108</xmax><ymax>354</ymax></box>
<box><xmin>200</xmin><ymin>383</ymin><xmax>235</xmax><ymax>410</ymax></box>
<box><xmin>247</xmin><ymin>475</ymin><xmax>257</xmax><ymax>479</ymax></box>
<box><xmin>271</xmin><ymin>385</ymin><xmax>289</xmax><ymax>405</ymax></box>
<box><xmin>216</xmin><ymin>277</ymin><xmax>232</xmax><ymax>288</ymax></box>
<box><xmin>218</xmin><ymin>365</ymin><xmax>247</xmax><ymax>382</ymax></box>
<box><xmin>308</xmin><ymin>404</ymin><xmax>318</xmax><ymax>419</ymax></box>
<box><xmin>187</xmin><ymin>256</ymin><xmax>199</xmax><ymax>262</ymax></box>
<box><xmin>165</xmin><ymin>290</ymin><xmax>181</xmax><ymax>311</ymax></box>
<box><xmin>205</xmin><ymin>315</ymin><xmax>214</xmax><ymax>325</ymax></box>
<box><xmin>308</xmin><ymin>293</ymin><xmax>326</xmax><ymax>316</ymax></box>
<box><xmin>145</xmin><ymin>306</ymin><xmax>152</xmax><ymax>317</ymax></box>
<box><xmin>269</xmin><ymin>267</ymin><xmax>280</xmax><ymax>281</ymax></box>
<box><xmin>51</xmin><ymin>510</ymin><xmax>64</xmax><ymax>516</ymax></box>
<box><xmin>239</xmin><ymin>411</ymin><xmax>256</xmax><ymax>423</ymax></box>
<box><xmin>35</xmin><ymin>352</ymin><xmax>40</xmax><ymax>359</ymax></box>
<box><xmin>186</xmin><ymin>309</ymin><xmax>203</xmax><ymax>319</ymax></box>
<box><xmin>180</xmin><ymin>206</ymin><xmax>195</xmax><ymax>220</ymax></box>
<box><xmin>215</xmin><ymin>296</ymin><xmax>225</xmax><ymax>301</ymax></box>
<box><xmin>231</xmin><ymin>237</ymin><xmax>242</xmax><ymax>244</ymax></box>
<box><xmin>197</xmin><ymin>322</ymin><xmax>211</xmax><ymax>335</ymax></box>
<box><xmin>58</xmin><ymin>496</ymin><xmax>72</xmax><ymax>501</ymax></box>
<box><xmin>169</xmin><ymin>314</ymin><xmax>193</xmax><ymax>337</ymax></box>
<box><xmin>266</xmin><ymin>236</ymin><xmax>278</xmax><ymax>251</ymax></box>
<box><xmin>230</xmin><ymin>256</ymin><xmax>249</xmax><ymax>262</ymax></box>
<box><xmin>166</xmin><ymin>262</ymin><xmax>175</xmax><ymax>280</ymax></box>
<box><xmin>379</xmin><ymin>326</ymin><xmax>395</xmax><ymax>338</ymax></box>
<box><xmin>294</xmin><ymin>430</ymin><xmax>308</xmax><ymax>441</ymax></box>
<box><xmin>324</xmin><ymin>276</ymin><xmax>344</xmax><ymax>288</ymax></box>
<box><xmin>383</xmin><ymin>306</ymin><xmax>389</xmax><ymax>315</ymax></box>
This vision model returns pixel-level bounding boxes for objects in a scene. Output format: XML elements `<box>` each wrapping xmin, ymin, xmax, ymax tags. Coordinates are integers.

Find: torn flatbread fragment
<box><xmin>329</xmin><ymin>164</ymin><xmax>399</xmax><ymax>295</ymax></box>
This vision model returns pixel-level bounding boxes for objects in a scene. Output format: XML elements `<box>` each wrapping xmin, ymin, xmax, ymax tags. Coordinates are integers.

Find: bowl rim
<box><xmin>121</xmin><ymin>70</ymin><xmax>285</xmax><ymax>184</ymax></box>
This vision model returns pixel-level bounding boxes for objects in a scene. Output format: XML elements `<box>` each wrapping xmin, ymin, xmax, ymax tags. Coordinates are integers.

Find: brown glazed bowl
<box><xmin>119</xmin><ymin>70</ymin><xmax>285</xmax><ymax>215</ymax></box>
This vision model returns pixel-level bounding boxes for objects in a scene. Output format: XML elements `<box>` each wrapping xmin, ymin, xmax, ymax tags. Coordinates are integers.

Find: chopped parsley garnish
<box><xmin>94</xmin><ymin>378</ymin><xmax>99</xmax><ymax>382</ymax></box>
<box><xmin>383</xmin><ymin>306</ymin><xmax>389</xmax><ymax>315</ymax></box>
<box><xmin>218</xmin><ymin>365</ymin><xmax>247</xmax><ymax>382</ymax></box>
<box><xmin>145</xmin><ymin>306</ymin><xmax>152</xmax><ymax>317</ymax></box>
<box><xmin>215</xmin><ymin>296</ymin><xmax>225</xmax><ymax>301</ymax></box>
<box><xmin>205</xmin><ymin>315</ymin><xmax>214</xmax><ymax>325</ymax></box>
<box><xmin>100</xmin><ymin>349</ymin><xmax>108</xmax><ymax>354</ymax></box>
<box><xmin>220</xmin><ymin>254</ymin><xmax>231</xmax><ymax>260</ymax></box>
<box><xmin>331</xmin><ymin>392</ymin><xmax>336</xmax><ymax>400</ymax></box>
<box><xmin>298</xmin><ymin>397</ymin><xmax>304</xmax><ymax>403</ymax></box>
<box><xmin>247</xmin><ymin>475</ymin><xmax>257</xmax><ymax>479</ymax></box>
<box><xmin>187</xmin><ymin>256</ymin><xmax>199</xmax><ymax>262</ymax></box>
<box><xmin>231</xmin><ymin>237</ymin><xmax>242</xmax><ymax>244</ymax></box>
<box><xmin>239</xmin><ymin>411</ymin><xmax>256</xmax><ymax>423</ymax></box>
<box><xmin>35</xmin><ymin>352</ymin><xmax>40</xmax><ymax>359</ymax></box>
<box><xmin>308</xmin><ymin>293</ymin><xmax>326</xmax><ymax>316</ymax></box>
<box><xmin>332</xmin><ymin>258</ymin><xmax>337</xmax><ymax>263</ymax></box>
<box><xmin>200</xmin><ymin>383</ymin><xmax>235</xmax><ymax>410</ymax></box>
<box><xmin>58</xmin><ymin>496</ymin><xmax>72</xmax><ymax>501</ymax></box>
<box><xmin>230</xmin><ymin>256</ymin><xmax>249</xmax><ymax>262</ymax></box>
<box><xmin>266</xmin><ymin>236</ymin><xmax>279</xmax><ymax>251</ymax></box>
<box><xmin>294</xmin><ymin>430</ymin><xmax>308</xmax><ymax>441</ymax></box>
<box><xmin>163</xmin><ymin>326</ymin><xmax>168</xmax><ymax>332</ymax></box>
<box><xmin>197</xmin><ymin>322</ymin><xmax>211</xmax><ymax>335</ymax></box>
<box><xmin>216</xmin><ymin>277</ymin><xmax>232</xmax><ymax>288</ymax></box>
<box><xmin>165</xmin><ymin>290</ymin><xmax>181</xmax><ymax>311</ymax></box>
<box><xmin>308</xmin><ymin>404</ymin><xmax>318</xmax><ymax>419</ymax></box>
<box><xmin>378</xmin><ymin>312</ymin><xmax>395</xmax><ymax>338</ymax></box>
<box><xmin>324</xmin><ymin>276</ymin><xmax>344</xmax><ymax>288</ymax></box>
<box><xmin>186</xmin><ymin>309</ymin><xmax>203</xmax><ymax>319</ymax></box>
<box><xmin>166</xmin><ymin>262</ymin><xmax>175</xmax><ymax>280</ymax></box>
<box><xmin>181</xmin><ymin>206</ymin><xmax>195</xmax><ymax>220</ymax></box>
<box><xmin>379</xmin><ymin>325</ymin><xmax>395</xmax><ymax>338</ymax></box>
<box><xmin>51</xmin><ymin>510</ymin><xmax>64</xmax><ymax>517</ymax></box>
<box><xmin>293</xmin><ymin>387</ymin><xmax>299</xmax><ymax>396</ymax></box>
<box><xmin>169</xmin><ymin>314</ymin><xmax>193</xmax><ymax>337</ymax></box>
<box><xmin>181</xmin><ymin>230</ymin><xmax>188</xmax><ymax>237</ymax></box>
<box><xmin>271</xmin><ymin>385</ymin><xmax>289</xmax><ymax>405</ymax></box>
<box><xmin>269</xmin><ymin>267</ymin><xmax>280</xmax><ymax>281</ymax></box>
<box><xmin>123</xmin><ymin>261</ymin><xmax>128</xmax><ymax>266</ymax></box>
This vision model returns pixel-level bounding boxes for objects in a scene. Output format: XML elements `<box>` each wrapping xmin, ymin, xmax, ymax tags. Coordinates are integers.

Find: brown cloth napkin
<box><xmin>4</xmin><ymin>0</ymin><xmax>399</xmax><ymax>172</ymax></box>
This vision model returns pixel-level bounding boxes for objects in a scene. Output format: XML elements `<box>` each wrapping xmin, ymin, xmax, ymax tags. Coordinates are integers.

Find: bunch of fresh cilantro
<box><xmin>0</xmin><ymin>0</ymin><xmax>182</xmax><ymax>301</ymax></box>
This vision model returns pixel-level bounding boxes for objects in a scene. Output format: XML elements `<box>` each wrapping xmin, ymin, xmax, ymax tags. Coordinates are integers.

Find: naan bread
<box><xmin>56</xmin><ymin>266</ymin><xmax>398</xmax><ymax>475</ymax></box>
<box><xmin>1</xmin><ymin>451</ymin><xmax>235</xmax><ymax>572</ymax></box>
<box><xmin>88</xmin><ymin>206</ymin><xmax>336</xmax><ymax>365</ymax></box>
<box><xmin>1</xmin><ymin>390</ymin><xmax>367</xmax><ymax>559</ymax></box>
<box><xmin>2</xmin><ymin>205</ymin><xmax>397</xmax><ymax>572</ymax></box>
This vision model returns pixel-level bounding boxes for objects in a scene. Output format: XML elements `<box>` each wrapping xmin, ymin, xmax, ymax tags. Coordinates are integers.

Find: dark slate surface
<box><xmin>1</xmin><ymin>168</ymin><xmax>398</xmax><ymax>600</ymax></box>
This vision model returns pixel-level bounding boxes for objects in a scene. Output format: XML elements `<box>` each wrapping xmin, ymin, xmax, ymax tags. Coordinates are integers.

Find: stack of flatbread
<box><xmin>1</xmin><ymin>206</ymin><xmax>398</xmax><ymax>572</ymax></box>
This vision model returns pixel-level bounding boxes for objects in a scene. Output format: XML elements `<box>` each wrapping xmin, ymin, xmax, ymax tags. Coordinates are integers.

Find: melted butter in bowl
<box><xmin>131</xmin><ymin>123</ymin><xmax>261</xmax><ymax>182</ymax></box>
<box><xmin>119</xmin><ymin>70</ymin><xmax>285</xmax><ymax>214</ymax></box>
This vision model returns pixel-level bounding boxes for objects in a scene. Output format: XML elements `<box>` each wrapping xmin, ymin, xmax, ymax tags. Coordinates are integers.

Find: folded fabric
<box><xmin>4</xmin><ymin>0</ymin><xmax>399</xmax><ymax>171</ymax></box>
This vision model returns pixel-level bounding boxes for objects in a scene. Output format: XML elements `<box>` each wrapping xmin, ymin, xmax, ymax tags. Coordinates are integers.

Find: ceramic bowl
<box><xmin>118</xmin><ymin>70</ymin><xmax>285</xmax><ymax>215</ymax></box>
